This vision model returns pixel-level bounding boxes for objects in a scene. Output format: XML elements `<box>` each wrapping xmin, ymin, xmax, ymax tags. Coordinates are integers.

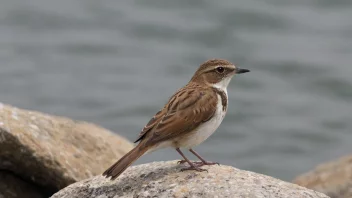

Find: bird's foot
<box><xmin>180</xmin><ymin>165</ymin><xmax>208</xmax><ymax>172</ymax></box>
<box><xmin>177</xmin><ymin>159</ymin><xmax>187</xmax><ymax>164</ymax></box>
<box><xmin>194</xmin><ymin>161</ymin><xmax>220</xmax><ymax>167</ymax></box>
<box><xmin>178</xmin><ymin>160</ymin><xmax>219</xmax><ymax>167</ymax></box>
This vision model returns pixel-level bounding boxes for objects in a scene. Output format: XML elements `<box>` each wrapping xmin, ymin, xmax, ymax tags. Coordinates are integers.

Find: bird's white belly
<box><xmin>178</xmin><ymin>94</ymin><xmax>226</xmax><ymax>149</ymax></box>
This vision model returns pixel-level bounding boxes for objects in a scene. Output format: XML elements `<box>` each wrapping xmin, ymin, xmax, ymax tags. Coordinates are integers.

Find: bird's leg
<box><xmin>189</xmin><ymin>149</ymin><xmax>219</xmax><ymax>166</ymax></box>
<box><xmin>177</xmin><ymin>149</ymin><xmax>219</xmax><ymax>166</ymax></box>
<box><xmin>176</xmin><ymin>148</ymin><xmax>207</xmax><ymax>172</ymax></box>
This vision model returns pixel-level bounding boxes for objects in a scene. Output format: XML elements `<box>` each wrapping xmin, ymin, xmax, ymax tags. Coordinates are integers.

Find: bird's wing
<box><xmin>134</xmin><ymin>108</ymin><xmax>166</xmax><ymax>143</ymax></box>
<box><xmin>134</xmin><ymin>84</ymin><xmax>218</xmax><ymax>145</ymax></box>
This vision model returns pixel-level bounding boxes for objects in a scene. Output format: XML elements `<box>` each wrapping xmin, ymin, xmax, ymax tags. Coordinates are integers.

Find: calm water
<box><xmin>1</xmin><ymin>0</ymin><xmax>352</xmax><ymax>181</ymax></box>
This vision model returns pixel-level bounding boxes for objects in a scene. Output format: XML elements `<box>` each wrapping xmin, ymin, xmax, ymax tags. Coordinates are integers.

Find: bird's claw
<box><xmin>177</xmin><ymin>160</ymin><xmax>187</xmax><ymax>164</ymax></box>
<box><xmin>178</xmin><ymin>160</ymin><xmax>219</xmax><ymax>166</ymax></box>
<box><xmin>181</xmin><ymin>166</ymin><xmax>208</xmax><ymax>172</ymax></box>
<box><xmin>197</xmin><ymin>161</ymin><xmax>220</xmax><ymax>166</ymax></box>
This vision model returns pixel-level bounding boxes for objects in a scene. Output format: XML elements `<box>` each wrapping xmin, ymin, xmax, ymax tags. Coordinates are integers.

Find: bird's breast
<box><xmin>176</xmin><ymin>93</ymin><xmax>227</xmax><ymax>148</ymax></box>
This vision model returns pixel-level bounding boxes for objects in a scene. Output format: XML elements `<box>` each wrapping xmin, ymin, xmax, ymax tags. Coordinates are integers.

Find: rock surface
<box><xmin>52</xmin><ymin>161</ymin><xmax>328</xmax><ymax>198</ymax></box>
<box><xmin>0</xmin><ymin>103</ymin><xmax>133</xmax><ymax>196</ymax></box>
<box><xmin>293</xmin><ymin>155</ymin><xmax>352</xmax><ymax>198</ymax></box>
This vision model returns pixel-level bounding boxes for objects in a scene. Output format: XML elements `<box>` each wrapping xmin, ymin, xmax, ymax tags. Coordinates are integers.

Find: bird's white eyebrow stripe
<box><xmin>221</xmin><ymin>65</ymin><xmax>236</xmax><ymax>70</ymax></box>
<box><xmin>202</xmin><ymin>65</ymin><xmax>232</xmax><ymax>73</ymax></box>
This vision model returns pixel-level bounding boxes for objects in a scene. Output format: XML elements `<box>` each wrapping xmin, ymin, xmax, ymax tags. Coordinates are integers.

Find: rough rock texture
<box><xmin>0</xmin><ymin>103</ymin><xmax>133</xmax><ymax>196</ymax></box>
<box><xmin>52</xmin><ymin>161</ymin><xmax>328</xmax><ymax>198</ymax></box>
<box><xmin>0</xmin><ymin>171</ymin><xmax>45</xmax><ymax>198</ymax></box>
<box><xmin>293</xmin><ymin>155</ymin><xmax>352</xmax><ymax>198</ymax></box>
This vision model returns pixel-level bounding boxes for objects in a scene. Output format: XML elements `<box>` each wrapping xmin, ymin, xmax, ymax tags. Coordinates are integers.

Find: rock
<box><xmin>0</xmin><ymin>103</ymin><xmax>133</xmax><ymax>196</ymax></box>
<box><xmin>51</xmin><ymin>161</ymin><xmax>328</xmax><ymax>198</ymax></box>
<box><xmin>0</xmin><ymin>171</ymin><xmax>45</xmax><ymax>198</ymax></box>
<box><xmin>293</xmin><ymin>155</ymin><xmax>352</xmax><ymax>198</ymax></box>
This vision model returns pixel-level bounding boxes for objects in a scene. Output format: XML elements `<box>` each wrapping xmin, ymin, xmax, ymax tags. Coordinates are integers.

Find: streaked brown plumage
<box><xmin>103</xmin><ymin>59</ymin><xmax>249</xmax><ymax>180</ymax></box>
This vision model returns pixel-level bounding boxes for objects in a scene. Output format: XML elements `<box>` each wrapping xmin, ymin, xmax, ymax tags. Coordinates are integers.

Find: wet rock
<box><xmin>0</xmin><ymin>103</ymin><xmax>133</xmax><ymax>196</ymax></box>
<box><xmin>52</xmin><ymin>161</ymin><xmax>328</xmax><ymax>198</ymax></box>
<box><xmin>293</xmin><ymin>155</ymin><xmax>352</xmax><ymax>198</ymax></box>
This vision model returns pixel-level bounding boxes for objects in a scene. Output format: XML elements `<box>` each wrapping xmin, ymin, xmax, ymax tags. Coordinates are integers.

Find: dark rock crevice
<box><xmin>0</xmin><ymin>170</ymin><xmax>52</xmax><ymax>198</ymax></box>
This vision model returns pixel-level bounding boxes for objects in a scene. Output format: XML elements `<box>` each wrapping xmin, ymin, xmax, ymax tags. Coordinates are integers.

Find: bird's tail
<box><xmin>103</xmin><ymin>144</ymin><xmax>148</xmax><ymax>180</ymax></box>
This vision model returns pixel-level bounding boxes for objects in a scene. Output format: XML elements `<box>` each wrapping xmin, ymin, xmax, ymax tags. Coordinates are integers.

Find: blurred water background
<box><xmin>1</xmin><ymin>0</ymin><xmax>351</xmax><ymax>181</ymax></box>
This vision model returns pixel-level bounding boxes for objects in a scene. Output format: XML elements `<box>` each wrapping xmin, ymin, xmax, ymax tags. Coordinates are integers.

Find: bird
<box><xmin>103</xmin><ymin>59</ymin><xmax>250</xmax><ymax>180</ymax></box>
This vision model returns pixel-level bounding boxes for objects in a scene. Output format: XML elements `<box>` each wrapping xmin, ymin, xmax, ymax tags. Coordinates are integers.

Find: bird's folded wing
<box><xmin>135</xmin><ymin>85</ymin><xmax>217</xmax><ymax>145</ymax></box>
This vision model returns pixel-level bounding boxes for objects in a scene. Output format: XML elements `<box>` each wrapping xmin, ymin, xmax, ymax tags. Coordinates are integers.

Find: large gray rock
<box><xmin>52</xmin><ymin>161</ymin><xmax>328</xmax><ymax>198</ymax></box>
<box><xmin>0</xmin><ymin>103</ymin><xmax>133</xmax><ymax>197</ymax></box>
<box><xmin>293</xmin><ymin>155</ymin><xmax>352</xmax><ymax>198</ymax></box>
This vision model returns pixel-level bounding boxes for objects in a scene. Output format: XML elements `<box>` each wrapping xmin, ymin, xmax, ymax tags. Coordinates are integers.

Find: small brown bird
<box><xmin>103</xmin><ymin>59</ymin><xmax>249</xmax><ymax>180</ymax></box>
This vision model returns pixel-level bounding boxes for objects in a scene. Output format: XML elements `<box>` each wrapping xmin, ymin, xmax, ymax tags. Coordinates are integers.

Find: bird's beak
<box><xmin>235</xmin><ymin>67</ymin><xmax>250</xmax><ymax>74</ymax></box>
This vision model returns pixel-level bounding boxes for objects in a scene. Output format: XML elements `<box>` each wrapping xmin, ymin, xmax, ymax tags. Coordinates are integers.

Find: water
<box><xmin>1</xmin><ymin>0</ymin><xmax>352</xmax><ymax>182</ymax></box>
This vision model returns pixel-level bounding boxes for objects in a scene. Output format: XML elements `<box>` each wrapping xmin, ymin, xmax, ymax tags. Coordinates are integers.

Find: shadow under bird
<box><xmin>103</xmin><ymin>59</ymin><xmax>250</xmax><ymax>180</ymax></box>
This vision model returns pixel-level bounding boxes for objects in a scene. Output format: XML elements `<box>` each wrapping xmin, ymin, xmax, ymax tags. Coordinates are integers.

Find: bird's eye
<box><xmin>216</xmin><ymin>67</ymin><xmax>224</xmax><ymax>73</ymax></box>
